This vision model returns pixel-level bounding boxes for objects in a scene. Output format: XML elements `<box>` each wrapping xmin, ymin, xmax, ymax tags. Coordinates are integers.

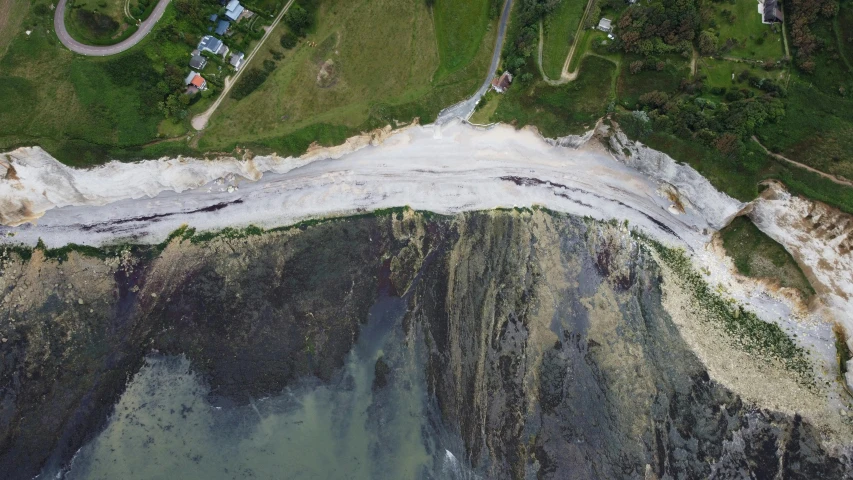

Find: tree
<box><xmin>698</xmin><ymin>31</ymin><xmax>718</xmax><ymax>55</ymax></box>
<box><xmin>285</xmin><ymin>4</ymin><xmax>311</xmax><ymax>36</ymax></box>
<box><xmin>280</xmin><ymin>32</ymin><xmax>298</xmax><ymax>49</ymax></box>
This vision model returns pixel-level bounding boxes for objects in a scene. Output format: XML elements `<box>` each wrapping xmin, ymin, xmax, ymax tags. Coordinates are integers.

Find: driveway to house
<box><xmin>192</xmin><ymin>0</ymin><xmax>296</xmax><ymax>131</ymax></box>
<box><xmin>54</xmin><ymin>0</ymin><xmax>170</xmax><ymax>56</ymax></box>
<box><xmin>434</xmin><ymin>0</ymin><xmax>514</xmax><ymax>124</ymax></box>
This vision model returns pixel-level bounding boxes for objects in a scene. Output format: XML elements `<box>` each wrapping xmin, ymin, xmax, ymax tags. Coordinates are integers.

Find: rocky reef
<box><xmin>0</xmin><ymin>210</ymin><xmax>850</xmax><ymax>478</ymax></box>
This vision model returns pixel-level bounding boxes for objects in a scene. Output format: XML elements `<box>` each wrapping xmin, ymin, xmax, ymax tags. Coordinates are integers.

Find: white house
<box><xmin>224</xmin><ymin>0</ymin><xmax>245</xmax><ymax>21</ymax></box>
<box><xmin>597</xmin><ymin>18</ymin><xmax>612</xmax><ymax>33</ymax></box>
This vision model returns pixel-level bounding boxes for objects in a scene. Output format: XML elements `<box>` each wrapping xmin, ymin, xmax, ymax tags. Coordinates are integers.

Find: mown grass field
<box><xmin>709</xmin><ymin>0</ymin><xmax>784</xmax><ymax>60</ymax></box>
<box><xmin>433</xmin><ymin>0</ymin><xmax>492</xmax><ymax>79</ymax></box>
<box><xmin>541</xmin><ymin>0</ymin><xmax>587</xmax><ymax>79</ymax></box>
<box><xmin>720</xmin><ymin>216</ymin><xmax>814</xmax><ymax>299</ymax></box>
<box><xmin>201</xmin><ymin>0</ymin><xmax>496</xmax><ymax>154</ymax></box>
<box><xmin>490</xmin><ymin>55</ymin><xmax>616</xmax><ymax>137</ymax></box>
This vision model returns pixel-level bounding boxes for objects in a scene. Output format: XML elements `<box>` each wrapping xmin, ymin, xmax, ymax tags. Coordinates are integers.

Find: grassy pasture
<box><xmin>708</xmin><ymin>0</ymin><xmax>784</xmax><ymax>60</ymax></box>
<box><xmin>491</xmin><ymin>55</ymin><xmax>616</xmax><ymax>137</ymax></box>
<box><xmin>720</xmin><ymin>216</ymin><xmax>814</xmax><ymax>299</ymax></box>
<box><xmin>541</xmin><ymin>0</ymin><xmax>587</xmax><ymax>79</ymax></box>
<box><xmin>201</xmin><ymin>0</ymin><xmax>495</xmax><ymax>153</ymax></box>
<box><xmin>433</xmin><ymin>0</ymin><xmax>492</xmax><ymax>79</ymax></box>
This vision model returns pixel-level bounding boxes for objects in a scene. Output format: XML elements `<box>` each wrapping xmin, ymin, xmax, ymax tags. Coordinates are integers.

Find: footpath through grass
<box><xmin>720</xmin><ymin>216</ymin><xmax>814</xmax><ymax>299</ymax></box>
<box><xmin>541</xmin><ymin>0</ymin><xmax>586</xmax><ymax>79</ymax></box>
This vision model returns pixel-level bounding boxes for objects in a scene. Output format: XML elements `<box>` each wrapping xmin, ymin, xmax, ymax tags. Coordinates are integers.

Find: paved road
<box><xmin>192</xmin><ymin>0</ymin><xmax>295</xmax><ymax>130</ymax></box>
<box><xmin>54</xmin><ymin>0</ymin><xmax>170</xmax><ymax>56</ymax></box>
<box><xmin>435</xmin><ymin>0</ymin><xmax>514</xmax><ymax>124</ymax></box>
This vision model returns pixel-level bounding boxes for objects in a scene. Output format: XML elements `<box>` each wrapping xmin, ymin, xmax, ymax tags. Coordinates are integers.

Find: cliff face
<box><xmin>406</xmin><ymin>211</ymin><xmax>850</xmax><ymax>479</ymax></box>
<box><xmin>0</xmin><ymin>210</ymin><xmax>849</xmax><ymax>479</ymax></box>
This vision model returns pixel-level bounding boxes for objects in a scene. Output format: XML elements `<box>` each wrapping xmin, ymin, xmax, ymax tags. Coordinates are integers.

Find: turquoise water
<box><xmin>62</xmin><ymin>294</ymin><xmax>464</xmax><ymax>480</ymax></box>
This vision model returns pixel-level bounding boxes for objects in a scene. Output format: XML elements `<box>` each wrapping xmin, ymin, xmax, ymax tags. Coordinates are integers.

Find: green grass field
<box><xmin>490</xmin><ymin>55</ymin><xmax>616</xmax><ymax>137</ymax></box>
<box><xmin>200</xmin><ymin>0</ymin><xmax>495</xmax><ymax>154</ymax></box>
<box><xmin>541</xmin><ymin>0</ymin><xmax>587</xmax><ymax>79</ymax></box>
<box><xmin>433</xmin><ymin>0</ymin><xmax>492</xmax><ymax>79</ymax></box>
<box><xmin>0</xmin><ymin>0</ymin><xmax>495</xmax><ymax>163</ymax></box>
<box><xmin>720</xmin><ymin>216</ymin><xmax>814</xmax><ymax>299</ymax></box>
<box><xmin>709</xmin><ymin>0</ymin><xmax>784</xmax><ymax>60</ymax></box>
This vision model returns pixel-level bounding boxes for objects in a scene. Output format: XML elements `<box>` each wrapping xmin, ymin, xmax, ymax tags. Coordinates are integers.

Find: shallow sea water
<box><xmin>61</xmin><ymin>291</ymin><xmax>469</xmax><ymax>480</ymax></box>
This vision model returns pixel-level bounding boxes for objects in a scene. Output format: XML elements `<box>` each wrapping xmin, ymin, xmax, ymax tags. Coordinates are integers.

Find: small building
<box><xmin>760</xmin><ymin>0</ymin><xmax>784</xmax><ymax>23</ymax></box>
<box><xmin>209</xmin><ymin>13</ymin><xmax>218</xmax><ymax>23</ymax></box>
<box><xmin>198</xmin><ymin>35</ymin><xmax>228</xmax><ymax>56</ymax></box>
<box><xmin>224</xmin><ymin>0</ymin><xmax>245</xmax><ymax>21</ymax></box>
<box><xmin>184</xmin><ymin>71</ymin><xmax>207</xmax><ymax>90</ymax></box>
<box><xmin>215</xmin><ymin>19</ymin><xmax>230</xmax><ymax>36</ymax></box>
<box><xmin>189</xmin><ymin>54</ymin><xmax>207</xmax><ymax>70</ymax></box>
<box><xmin>229</xmin><ymin>51</ymin><xmax>245</xmax><ymax>70</ymax></box>
<box><xmin>597</xmin><ymin>18</ymin><xmax>612</xmax><ymax>32</ymax></box>
<box><xmin>490</xmin><ymin>71</ymin><xmax>513</xmax><ymax>94</ymax></box>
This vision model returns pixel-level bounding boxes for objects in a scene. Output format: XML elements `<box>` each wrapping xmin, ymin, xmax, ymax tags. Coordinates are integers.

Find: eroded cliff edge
<box><xmin>0</xmin><ymin>210</ymin><xmax>850</xmax><ymax>478</ymax></box>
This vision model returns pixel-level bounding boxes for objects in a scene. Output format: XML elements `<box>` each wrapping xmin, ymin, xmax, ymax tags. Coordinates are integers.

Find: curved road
<box><xmin>435</xmin><ymin>0</ymin><xmax>514</xmax><ymax>124</ymax></box>
<box><xmin>54</xmin><ymin>0</ymin><xmax>171</xmax><ymax>56</ymax></box>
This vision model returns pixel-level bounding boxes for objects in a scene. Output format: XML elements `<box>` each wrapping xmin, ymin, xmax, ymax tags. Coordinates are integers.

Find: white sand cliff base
<box><xmin>0</xmin><ymin>120</ymin><xmax>851</xmax><ymax>422</ymax></box>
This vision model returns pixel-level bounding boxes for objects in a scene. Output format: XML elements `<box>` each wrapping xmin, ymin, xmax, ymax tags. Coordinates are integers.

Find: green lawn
<box><xmin>720</xmin><ymin>216</ymin><xmax>814</xmax><ymax>299</ymax></box>
<box><xmin>491</xmin><ymin>55</ymin><xmax>616</xmax><ymax>137</ymax></box>
<box><xmin>200</xmin><ymin>0</ymin><xmax>496</xmax><ymax>154</ymax></box>
<box><xmin>709</xmin><ymin>0</ymin><xmax>784</xmax><ymax>60</ymax></box>
<box><xmin>432</xmin><ymin>0</ymin><xmax>492</xmax><ymax>79</ymax></box>
<box><xmin>541</xmin><ymin>0</ymin><xmax>587</xmax><ymax>79</ymax></box>
<box><xmin>617</xmin><ymin>54</ymin><xmax>688</xmax><ymax>107</ymax></box>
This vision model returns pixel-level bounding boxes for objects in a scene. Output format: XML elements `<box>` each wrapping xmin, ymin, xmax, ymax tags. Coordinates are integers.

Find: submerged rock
<box><xmin>0</xmin><ymin>210</ymin><xmax>849</xmax><ymax>479</ymax></box>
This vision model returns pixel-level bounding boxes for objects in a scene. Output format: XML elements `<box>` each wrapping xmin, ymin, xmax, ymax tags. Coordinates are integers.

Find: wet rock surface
<box><xmin>0</xmin><ymin>210</ymin><xmax>850</xmax><ymax>479</ymax></box>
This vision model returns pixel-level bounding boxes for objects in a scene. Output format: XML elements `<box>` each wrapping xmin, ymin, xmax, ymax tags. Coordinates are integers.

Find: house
<box><xmin>189</xmin><ymin>54</ymin><xmax>207</xmax><ymax>70</ymax></box>
<box><xmin>229</xmin><ymin>51</ymin><xmax>245</xmax><ymax>70</ymax></box>
<box><xmin>184</xmin><ymin>71</ymin><xmax>207</xmax><ymax>90</ymax></box>
<box><xmin>224</xmin><ymin>0</ymin><xmax>245</xmax><ymax>21</ymax></box>
<box><xmin>198</xmin><ymin>35</ymin><xmax>228</xmax><ymax>56</ymax></box>
<box><xmin>490</xmin><ymin>71</ymin><xmax>513</xmax><ymax>93</ymax></box>
<box><xmin>597</xmin><ymin>18</ymin><xmax>612</xmax><ymax>32</ymax></box>
<box><xmin>215</xmin><ymin>19</ymin><xmax>230</xmax><ymax>36</ymax></box>
<box><xmin>760</xmin><ymin>0</ymin><xmax>784</xmax><ymax>23</ymax></box>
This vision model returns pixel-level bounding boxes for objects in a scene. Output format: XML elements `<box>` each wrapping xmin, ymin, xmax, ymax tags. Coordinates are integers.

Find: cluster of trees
<box><xmin>629</xmin><ymin>87</ymin><xmax>785</xmax><ymax>157</ymax></box>
<box><xmin>501</xmin><ymin>0</ymin><xmax>563</xmax><ymax>80</ymax></box>
<box><xmin>787</xmin><ymin>0</ymin><xmax>839</xmax><ymax>72</ymax></box>
<box><xmin>616</xmin><ymin>0</ymin><xmax>699</xmax><ymax>55</ymax></box>
<box><xmin>284</xmin><ymin>1</ymin><xmax>317</xmax><ymax>36</ymax></box>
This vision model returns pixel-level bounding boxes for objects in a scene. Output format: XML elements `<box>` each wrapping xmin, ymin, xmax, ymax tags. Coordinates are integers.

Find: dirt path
<box><xmin>690</xmin><ymin>47</ymin><xmax>698</xmax><ymax>76</ymax></box>
<box><xmin>752</xmin><ymin>136</ymin><xmax>853</xmax><ymax>188</ymax></box>
<box><xmin>54</xmin><ymin>0</ymin><xmax>170</xmax><ymax>56</ymax></box>
<box><xmin>191</xmin><ymin>0</ymin><xmax>296</xmax><ymax>131</ymax></box>
<box><xmin>537</xmin><ymin>0</ymin><xmax>595</xmax><ymax>85</ymax></box>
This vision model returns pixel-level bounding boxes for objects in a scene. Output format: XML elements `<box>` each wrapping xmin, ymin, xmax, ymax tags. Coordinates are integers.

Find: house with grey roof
<box><xmin>597</xmin><ymin>18</ymin><xmax>612</xmax><ymax>32</ymax></box>
<box><xmin>198</xmin><ymin>35</ymin><xmax>228</xmax><ymax>56</ymax></box>
<box><xmin>189</xmin><ymin>54</ymin><xmax>207</xmax><ymax>71</ymax></box>
<box><xmin>229</xmin><ymin>51</ymin><xmax>245</xmax><ymax>70</ymax></box>
<box><xmin>759</xmin><ymin>0</ymin><xmax>784</xmax><ymax>23</ymax></box>
<box><xmin>224</xmin><ymin>0</ymin><xmax>245</xmax><ymax>21</ymax></box>
<box><xmin>215</xmin><ymin>19</ymin><xmax>230</xmax><ymax>36</ymax></box>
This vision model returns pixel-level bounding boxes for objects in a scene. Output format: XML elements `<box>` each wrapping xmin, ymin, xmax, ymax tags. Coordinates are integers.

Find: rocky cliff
<box><xmin>0</xmin><ymin>210</ymin><xmax>849</xmax><ymax>478</ymax></box>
